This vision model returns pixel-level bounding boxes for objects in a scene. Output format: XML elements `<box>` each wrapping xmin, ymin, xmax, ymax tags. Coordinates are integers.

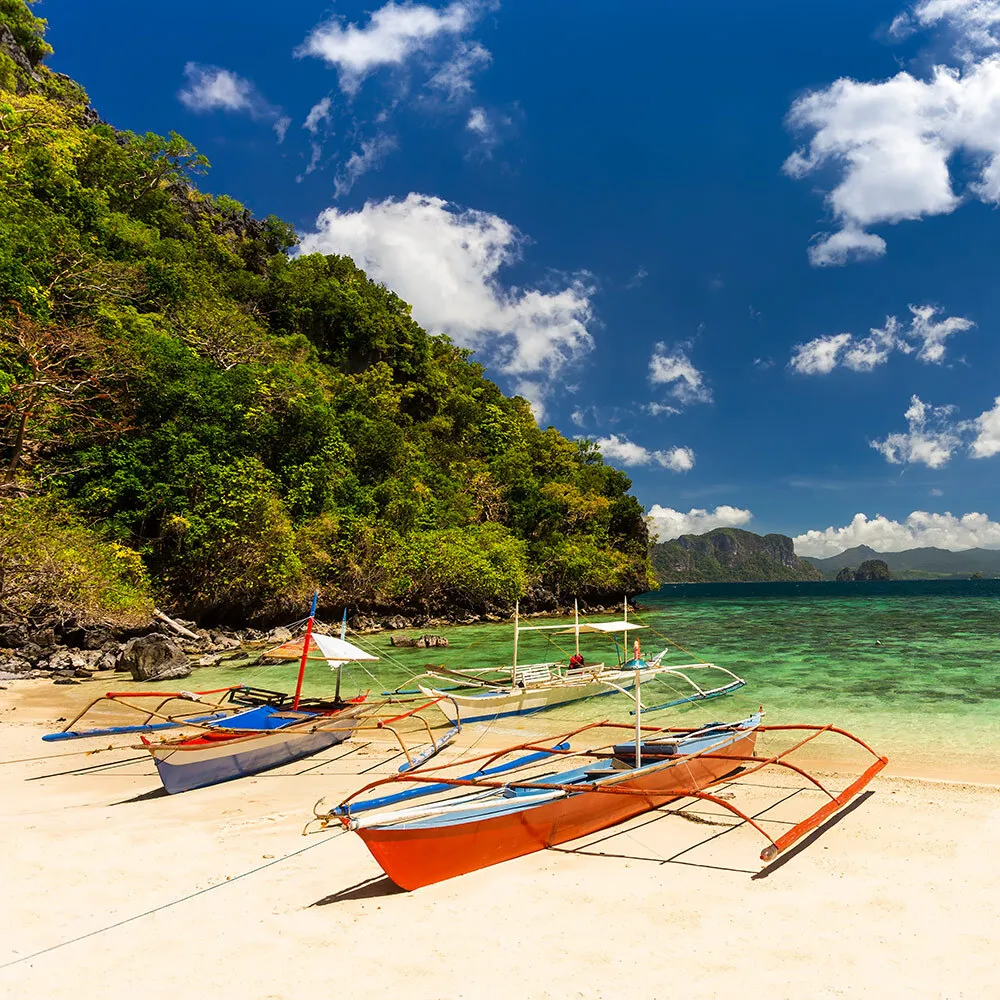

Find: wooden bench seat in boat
<box><xmin>513</xmin><ymin>664</ymin><xmax>553</xmax><ymax>686</ymax></box>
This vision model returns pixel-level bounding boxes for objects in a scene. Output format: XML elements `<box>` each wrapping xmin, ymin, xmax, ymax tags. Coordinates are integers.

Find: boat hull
<box><xmin>357</xmin><ymin>728</ymin><xmax>758</xmax><ymax>889</ymax></box>
<box><xmin>149</xmin><ymin>717</ymin><xmax>360</xmax><ymax>794</ymax></box>
<box><xmin>419</xmin><ymin>668</ymin><xmax>663</xmax><ymax>725</ymax></box>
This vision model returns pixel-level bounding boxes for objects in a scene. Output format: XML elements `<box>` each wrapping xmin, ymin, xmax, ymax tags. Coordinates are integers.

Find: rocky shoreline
<box><xmin>0</xmin><ymin>601</ymin><xmax>639</xmax><ymax>684</ymax></box>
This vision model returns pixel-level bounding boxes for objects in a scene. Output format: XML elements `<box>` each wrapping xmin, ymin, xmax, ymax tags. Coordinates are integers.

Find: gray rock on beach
<box><xmin>390</xmin><ymin>634</ymin><xmax>450</xmax><ymax>648</ymax></box>
<box><xmin>116</xmin><ymin>634</ymin><xmax>191</xmax><ymax>681</ymax></box>
<box><xmin>0</xmin><ymin>654</ymin><xmax>35</xmax><ymax>680</ymax></box>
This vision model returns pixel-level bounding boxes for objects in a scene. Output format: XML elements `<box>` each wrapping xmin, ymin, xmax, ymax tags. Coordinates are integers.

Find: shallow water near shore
<box><xmin>188</xmin><ymin>580</ymin><xmax>1000</xmax><ymax>782</ymax></box>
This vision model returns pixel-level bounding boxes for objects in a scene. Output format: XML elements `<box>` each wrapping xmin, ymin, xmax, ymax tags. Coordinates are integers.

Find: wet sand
<box><xmin>1</xmin><ymin>678</ymin><xmax>998</xmax><ymax>999</ymax></box>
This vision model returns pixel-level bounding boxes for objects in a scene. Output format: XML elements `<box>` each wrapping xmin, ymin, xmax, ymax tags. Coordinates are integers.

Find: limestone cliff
<box><xmin>650</xmin><ymin>528</ymin><xmax>823</xmax><ymax>584</ymax></box>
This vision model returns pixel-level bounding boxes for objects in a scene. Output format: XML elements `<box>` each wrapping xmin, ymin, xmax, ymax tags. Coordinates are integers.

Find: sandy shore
<box><xmin>1</xmin><ymin>678</ymin><xmax>998</xmax><ymax>999</ymax></box>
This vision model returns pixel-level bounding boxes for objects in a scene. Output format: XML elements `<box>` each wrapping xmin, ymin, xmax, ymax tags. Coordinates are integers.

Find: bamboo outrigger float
<box><xmin>43</xmin><ymin>685</ymin><xmax>254</xmax><ymax>742</ymax></box>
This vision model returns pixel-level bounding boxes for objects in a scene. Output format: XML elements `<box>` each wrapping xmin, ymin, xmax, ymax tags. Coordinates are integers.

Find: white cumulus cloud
<box><xmin>789</xmin><ymin>333</ymin><xmax>854</xmax><ymax>374</ymax></box>
<box><xmin>297</xmin><ymin>1</ymin><xmax>483</xmax><ymax>96</ymax></box>
<box><xmin>807</xmin><ymin>227</ymin><xmax>887</xmax><ymax>267</ymax></box>
<box><xmin>970</xmin><ymin>395</ymin><xmax>1000</xmax><ymax>456</ymax></box>
<box><xmin>646</xmin><ymin>504</ymin><xmax>753</xmax><ymax>541</ymax></box>
<box><xmin>179</xmin><ymin>64</ymin><xmax>255</xmax><ymax>112</ymax></box>
<box><xmin>843</xmin><ymin>316</ymin><xmax>906</xmax><ymax>371</ymax></box>
<box><xmin>178</xmin><ymin>63</ymin><xmax>288</xmax><ymax>140</ymax></box>
<box><xmin>784</xmin><ymin>13</ymin><xmax>1000</xmax><ymax>265</ymax></box>
<box><xmin>871</xmin><ymin>392</ymin><xmax>1000</xmax><ymax>465</ymax></box>
<box><xmin>334</xmin><ymin>134</ymin><xmax>398</xmax><ymax>198</ymax></box>
<box><xmin>790</xmin><ymin>306</ymin><xmax>973</xmax><ymax>373</ymax></box>
<box><xmin>794</xmin><ymin>510</ymin><xmax>1000</xmax><ymax>556</ymax></box>
<box><xmin>593</xmin><ymin>435</ymin><xmax>694</xmax><ymax>472</ymax></box>
<box><xmin>872</xmin><ymin>395</ymin><xmax>962</xmax><ymax>468</ymax></box>
<box><xmin>297</xmin><ymin>193</ymin><xmax>594</xmax><ymax>418</ymax></box>
<box><xmin>895</xmin><ymin>0</ymin><xmax>1000</xmax><ymax>56</ymax></box>
<box><xmin>304</xmin><ymin>97</ymin><xmax>333</xmax><ymax>134</ymax></box>
<box><xmin>643</xmin><ymin>402</ymin><xmax>681</xmax><ymax>417</ymax></box>
<box><xmin>648</xmin><ymin>344</ymin><xmax>712</xmax><ymax>406</ymax></box>
<box><xmin>909</xmin><ymin>303</ymin><xmax>975</xmax><ymax>361</ymax></box>
<box><xmin>429</xmin><ymin>41</ymin><xmax>491</xmax><ymax>100</ymax></box>
<box><xmin>466</xmin><ymin>106</ymin><xmax>490</xmax><ymax>134</ymax></box>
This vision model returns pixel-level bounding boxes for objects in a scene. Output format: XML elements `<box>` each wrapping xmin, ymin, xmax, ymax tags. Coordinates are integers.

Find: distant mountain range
<box><xmin>650</xmin><ymin>528</ymin><xmax>823</xmax><ymax>583</ymax></box>
<box><xmin>649</xmin><ymin>532</ymin><xmax>1000</xmax><ymax>584</ymax></box>
<box><xmin>802</xmin><ymin>545</ymin><xmax>1000</xmax><ymax>579</ymax></box>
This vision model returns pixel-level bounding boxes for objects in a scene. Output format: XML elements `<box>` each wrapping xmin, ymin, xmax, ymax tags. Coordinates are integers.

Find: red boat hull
<box><xmin>357</xmin><ymin>730</ymin><xmax>758</xmax><ymax>890</ymax></box>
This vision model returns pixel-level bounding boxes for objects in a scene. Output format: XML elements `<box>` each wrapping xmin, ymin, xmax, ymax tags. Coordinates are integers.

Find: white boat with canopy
<box><xmin>392</xmin><ymin>599</ymin><xmax>746</xmax><ymax>724</ymax></box>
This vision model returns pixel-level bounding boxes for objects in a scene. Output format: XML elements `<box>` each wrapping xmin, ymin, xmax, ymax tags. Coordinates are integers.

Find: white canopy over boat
<box><xmin>264</xmin><ymin>632</ymin><xmax>378</xmax><ymax>662</ymax></box>
<box><xmin>555</xmin><ymin>620</ymin><xmax>648</xmax><ymax>635</ymax></box>
<box><xmin>517</xmin><ymin>620</ymin><xmax>648</xmax><ymax>634</ymax></box>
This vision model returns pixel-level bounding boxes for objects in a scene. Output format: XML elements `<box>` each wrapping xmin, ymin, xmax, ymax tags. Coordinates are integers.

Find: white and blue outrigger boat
<box><xmin>392</xmin><ymin>600</ymin><xmax>746</xmax><ymax>725</ymax></box>
<box><xmin>44</xmin><ymin>596</ymin><xmax>379</xmax><ymax>793</ymax></box>
<box><xmin>43</xmin><ymin>596</ymin><xmax>463</xmax><ymax>793</ymax></box>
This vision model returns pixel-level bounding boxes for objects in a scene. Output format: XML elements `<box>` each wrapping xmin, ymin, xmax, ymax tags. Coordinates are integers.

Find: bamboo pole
<box><xmin>760</xmin><ymin>755</ymin><xmax>888</xmax><ymax>861</ymax></box>
<box><xmin>574</xmin><ymin>599</ymin><xmax>579</xmax><ymax>658</ymax></box>
<box><xmin>623</xmin><ymin>595</ymin><xmax>628</xmax><ymax>670</ymax></box>
<box><xmin>634</xmin><ymin>657</ymin><xmax>641</xmax><ymax>769</ymax></box>
<box><xmin>511</xmin><ymin>600</ymin><xmax>519</xmax><ymax>686</ymax></box>
<box><xmin>335</xmin><ymin>607</ymin><xmax>347</xmax><ymax>702</ymax></box>
<box><xmin>292</xmin><ymin>591</ymin><xmax>319</xmax><ymax>711</ymax></box>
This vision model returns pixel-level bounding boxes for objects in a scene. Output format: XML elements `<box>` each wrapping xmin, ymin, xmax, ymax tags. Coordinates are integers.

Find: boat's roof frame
<box><xmin>519</xmin><ymin>620</ymin><xmax>648</xmax><ymax>635</ymax></box>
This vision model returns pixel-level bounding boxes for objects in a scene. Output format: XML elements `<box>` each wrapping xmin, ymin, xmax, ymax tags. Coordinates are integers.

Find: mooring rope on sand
<box><xmin>0</xmin><ymin>744</ymin><xmax>125</xmax><ymax>766</ymax></box>
<box><xmin>0</xmin><ymin>829</ymin><xmax>347</xmax><ymax>972</ymax></box>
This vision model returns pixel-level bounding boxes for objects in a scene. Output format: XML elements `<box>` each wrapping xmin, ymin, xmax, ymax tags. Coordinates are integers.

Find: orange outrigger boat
<box><xmin>315</xmin><ymin>708</ymin><xmax>887</xmax><ymax>890</ymax></box>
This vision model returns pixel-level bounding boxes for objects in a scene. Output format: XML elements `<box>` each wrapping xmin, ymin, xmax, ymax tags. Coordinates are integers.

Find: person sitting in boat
<box><xmin>568</xmin><ymin>653</ymin><xmax>585</xmax><ymax>670</ymax></box>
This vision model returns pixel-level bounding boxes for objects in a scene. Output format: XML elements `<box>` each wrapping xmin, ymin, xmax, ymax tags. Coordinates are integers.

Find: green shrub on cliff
<box><xmin>0</xmin><ymin>496</ymin><xmax>152</xmax><ymax>624</ymax></box>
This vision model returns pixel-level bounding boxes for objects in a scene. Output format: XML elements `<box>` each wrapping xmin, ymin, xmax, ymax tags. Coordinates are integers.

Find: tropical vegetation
<box><xmin>0</xmin><ymin>1</ymin><xmax>653</xmax><ymax>624</ymax></box>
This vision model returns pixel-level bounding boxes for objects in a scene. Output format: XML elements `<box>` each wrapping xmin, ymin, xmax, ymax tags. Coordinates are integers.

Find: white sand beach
<box><xmin>1</xmin><ymin>678</ymin><xmax>998</xmax><ymax>1000</ymax></box>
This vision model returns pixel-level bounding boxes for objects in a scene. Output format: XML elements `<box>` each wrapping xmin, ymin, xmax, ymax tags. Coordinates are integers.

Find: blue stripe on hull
<box><xmin>152</xmin><ymin>730</ymin><xmax>350</xmax><ymax>794</ymax></box>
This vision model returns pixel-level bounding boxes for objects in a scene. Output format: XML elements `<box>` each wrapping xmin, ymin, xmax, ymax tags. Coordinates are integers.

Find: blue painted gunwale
<box><xmin>335</xmin><ymin>742</ymin><xmax>572</xmax><ymax>818</ymax></box>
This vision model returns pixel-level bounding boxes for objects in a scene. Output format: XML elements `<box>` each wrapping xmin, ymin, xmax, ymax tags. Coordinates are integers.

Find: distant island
<box><xmin>803</xmin><ymin>545</ymin><xmax>1000</xmax><ymax>580</ymax></box>
<box><xmin>650</xmin><ymin>528</ymin><xmax>823</xmax><ymax>583</ymax></box>
<box><xmin>834</xmin><ymin>559</ymin><xmax>891</xmax><ymax>582</ymax></box>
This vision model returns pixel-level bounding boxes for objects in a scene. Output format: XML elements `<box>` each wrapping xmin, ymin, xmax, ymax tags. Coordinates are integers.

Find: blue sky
<box><xmin>41</xmin><ymin>0</ymin><xmax>1000</xmax><ymax>555</ymax></box>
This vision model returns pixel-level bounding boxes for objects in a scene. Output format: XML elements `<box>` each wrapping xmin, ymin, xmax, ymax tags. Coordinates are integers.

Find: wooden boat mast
<box><xmin>574</xmin><ymin>599</ymin><xmax>580</xmax><ymax>657</ymax></box>
<box><xmin>511</xmin><ymin>600</ymin><xmax>519</xmax><ymax>686</ymax></box>
<box><xmin>292</xmin><ymin>591</ymin><xmax>319</xmax><ymax>710</ymax></box>
<box><xmin>634</xmin><ymin>640</ymin><xmax>642</xmax><ymax>768</ymax></box>
<box><xmin>623</xmin><ymin>595</ymin><xmax>629</xmax><ymax>669</ymax></box>
<box><xmin>333</xmin><ymin>607</ymin><xmax>348</xmax><ymax>702</ymax></box>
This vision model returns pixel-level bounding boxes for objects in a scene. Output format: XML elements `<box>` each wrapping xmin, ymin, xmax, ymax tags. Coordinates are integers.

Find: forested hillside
<box><xmin>0</xmin><ymin>1</ymin><xmax>653</xmax><ymax>625</ymax></box>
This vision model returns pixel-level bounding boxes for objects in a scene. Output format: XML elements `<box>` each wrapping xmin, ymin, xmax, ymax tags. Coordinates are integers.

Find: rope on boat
<box><xmin>627</xmin><ymin>613</ymin><xmax>713</xmax><ymax>666</ymax></box>
<box><xmin>0</xmin><ymin>828</ymin><xmax>348</xmax><ymax>971</ymax></box>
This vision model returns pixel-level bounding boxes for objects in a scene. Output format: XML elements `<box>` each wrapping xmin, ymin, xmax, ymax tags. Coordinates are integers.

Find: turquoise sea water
<box><xmin>192</xmin><ymin>580</ymin><xmax>1000</xmax><ymax>781</ymax></box>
